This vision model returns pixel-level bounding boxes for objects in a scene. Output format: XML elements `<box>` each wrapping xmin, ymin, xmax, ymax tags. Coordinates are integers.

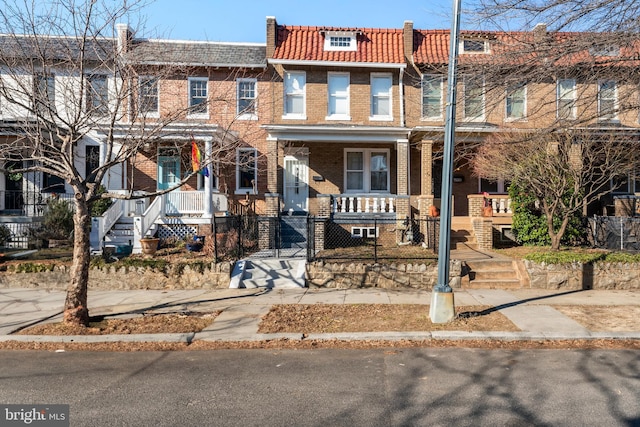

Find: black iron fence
<box><xmin>312</xmin><ymin>216</ymin><xmax>439</xmax><ymax>263</ymax></box>
<box><xmin>211</xmin><ymin>215</ymin><xmax>439</xmax><ymax>262</ymax></box>
<box><xmin>589</xmin><ymin>215</ymin><xmax>640</xmax><ymax>251</ymax></box>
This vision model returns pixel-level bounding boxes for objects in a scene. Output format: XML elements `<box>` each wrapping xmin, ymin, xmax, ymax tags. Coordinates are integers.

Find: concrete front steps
<box><xmin>463</xmin><ymin>259</ymin><xmax>522</xmax><ymax>289</ymax></box>
<box><xmin>451</xmin><ymin>216</ymin><xmax>477</xmax><ymax>249</ymax></box>
<box><xmin>230</xmin><ymin>258</ymin><xmax>306</xmax><ymax>289</ymax></box>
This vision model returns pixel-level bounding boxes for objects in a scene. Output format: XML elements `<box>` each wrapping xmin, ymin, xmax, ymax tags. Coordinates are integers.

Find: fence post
<box><xmin>213</xmin><ymin>215</ymin><xmax>218</xmax><ymax>262</ymax></box>
<box><xmin>374</xmin><ymin>218</ymin><xmax>378</xmax><ymax>263</ymax></box>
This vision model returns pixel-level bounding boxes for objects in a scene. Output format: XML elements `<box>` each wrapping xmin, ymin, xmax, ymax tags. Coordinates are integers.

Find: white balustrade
<box><xmin>332</xmin><ymin>194</ymin><xmax>397</xmax><ymax>215</ymax></box>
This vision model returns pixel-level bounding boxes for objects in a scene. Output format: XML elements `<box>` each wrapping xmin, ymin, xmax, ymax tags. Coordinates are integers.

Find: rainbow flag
<box><xmin>191</xmin><ymin>140</ymin><xmax>209</xmax><ymax>177</ymax></box>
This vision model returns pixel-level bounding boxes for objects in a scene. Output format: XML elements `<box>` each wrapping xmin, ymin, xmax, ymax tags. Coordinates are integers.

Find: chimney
<box><xmin>266</xmin><ymin>16</ymin><xmax>277</xmax><ymax>58</ymax></box>
<box><xmin>403</xmin><ymin>20</ymin><xmax>414</xmax><ymax>63</ymax></box>
<box><xmin>116</xmin><ymin>23</ymin><xmax>133</xmax><ymax>53</ymax></box>
<box><xmin>533</xmin><ymin>23</ymin><xmax>547</xmax><ymax>44</ymax></box>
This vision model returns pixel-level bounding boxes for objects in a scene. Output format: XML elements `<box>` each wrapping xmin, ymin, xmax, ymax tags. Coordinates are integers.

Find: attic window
<box><xmin>590</xmin><ymin>45</ymin><xmax>619</xmax><ymax>57</ymax></box>
<box><xmin>461</xmin><ymin>39</ymin><xmax>488</xmax><ymax>53</ymax></box>
<box><xmin>323</xmin><ymin>30</ymin><xmax>358</xmax><ymax>51</ymax></box>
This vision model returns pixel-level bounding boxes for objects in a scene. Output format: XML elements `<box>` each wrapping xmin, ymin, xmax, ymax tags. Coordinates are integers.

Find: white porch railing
<box><xmin>90</xmin><ymin>199</ymin><xmax>124</xmax><ymax>250</ymax></box>
<box><xmin>490</xmin><ymin>195</ymin><xmax>512</xmax><ymax>215</ymax></box>
<box><xmin>164</xmin><ymin>191</ymin><xmax>204</xmax><ymax>215</ymax></box>
<box><xmin>332</xmin><ymin>194</ymin><xmax>396</xmax><ymax>214</ymax></box>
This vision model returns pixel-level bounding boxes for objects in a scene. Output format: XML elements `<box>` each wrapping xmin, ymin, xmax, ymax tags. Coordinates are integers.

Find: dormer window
<box><xmin>589</xmin><ymin>44</ymin><xmax>619</xmax><ymax>57</ymax></box>
<box><xmin>323</xmin><ymin>30</ymin><xmax>358</xmax><ymax>51</ymax></box>
<box><xmin>461</xmin><ymin>39</ymin><xmax>489</xmax><ymax>54</ymax></box>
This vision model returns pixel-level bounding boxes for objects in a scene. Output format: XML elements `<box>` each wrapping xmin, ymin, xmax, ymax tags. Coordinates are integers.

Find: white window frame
<box><xmin>479</xmin><ymin>177</ymin><xmax>509</xmax><ymax>194</ymax></box>
<box><xmin>460</xmin><ymin>39</ymin><xmax>489</xmax><ymax>54</ymax></box>
<box><xmin>138</xmin><ymin>76</ymin><xmax>159</xmax><ymax>117</ymax></box>
<box><xmin>86</xmin><ymin>74</ymin><xmax>109</xmax><ymax>116</ymax></box>
<box><xmin>236</xmin><ymin>78</ymin><xmax>257</xmax><ymax>120</ymax></box>
<box><xmin>323</xmin><ymin>31</ymin><xmax>358</xmax><ymax>51</ymax></box>
<box><xmin>422</xmin><ymin>75</ymin><xmax>444</xmax><ymax>120</ymax></box>
<box><xmin>344</xmin><ymin>148</ymin><xmax>390</xmax><ymax>193</ymax></box>
<box><xmin>188</xmin><ymin>77</ymin><xmax>209</xmax><ymax>118</ymax></box>
<box><xmin>327</xmin><ymin>72</ymin><xmax>350</xmax><ymax>120</ymax></box>
<box><xmin>370</xmin><ymin>73</ymin><xmax>392</xmax><ymax>121</ymax></box>
<box><xmin>598</xmin><ymin>80</ymin><xmax>618</xmax><ymax>121</ymax></box>
<box><xmin>557</xmin><ymin>78</ymin><xmax>577</xmax><ymax>120</ymax></box>
<box><xmin>505</xmin><ymin>83</ymin><xmax>526</xmax><ymax>121</ymax></box>
<box><xmin>611</xmin><ymin>171</ymin><xmax>637</xmax><ymax>194</ymax></box>
<box><xmin>464</xmin><ymin>76</ymin><xmax>485</xmax><ymax>121</ymax></box>
<box><xmin>283</xmin><ymin>71</ymin><xmax>306</xmax><ymax>119</ymax></box>
<box><xmin>236</xmin><ymin>147</ymin><xmax>257</xmax><ymax>195</ymax></box>
<box><xmin>34</xmin><ymin>72</ymin><xmax>56</xmax><ymax>115</ymax></box>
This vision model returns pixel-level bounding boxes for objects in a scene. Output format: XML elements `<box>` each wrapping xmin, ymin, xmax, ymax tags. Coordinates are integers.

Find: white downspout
<box><xmin>399</xmin><ymin>67</ymin><xmax>405</xmax><ymax>127</ymax></box>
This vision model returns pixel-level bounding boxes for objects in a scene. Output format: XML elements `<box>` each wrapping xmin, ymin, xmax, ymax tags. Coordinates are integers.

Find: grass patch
<box><xmin>496</xmin><ymin>245</ymin><xmax>640</xmax><ymax>264</ymax></box>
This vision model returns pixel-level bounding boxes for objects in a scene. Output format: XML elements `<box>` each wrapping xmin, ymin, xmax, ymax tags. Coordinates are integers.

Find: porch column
<box><xmin>266</xmin><ymin>136</ymin><xmax>278</xmax><ymax>194</ymax></box>
<box><xmin>202</xmin><ymin>137</ymin><xmax>213</xmax><ymax>219</ymax></box>
<box><xmin>421</xmin><ymin>139</ymin><xmax>434</xmax><ymax>196</ymax></box>
<box><xmin>396</xmin><ymin>139</ymin><xmax>409</xmax><ymax>196</ymax></box>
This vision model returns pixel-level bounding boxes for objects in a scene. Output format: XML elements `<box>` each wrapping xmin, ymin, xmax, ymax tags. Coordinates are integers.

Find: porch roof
<box><xmin>96</xmin><ymin>123</ymin><xmax>238</xmax><ymax>142</ymax></box>
<box><xmin>262</xmin><ymin>124</ymin><xmax>409</xmax><ymax>143</ymax></box>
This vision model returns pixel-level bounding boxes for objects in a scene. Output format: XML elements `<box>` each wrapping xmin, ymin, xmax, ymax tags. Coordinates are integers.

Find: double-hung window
<box><xmin>188</xmin><ymin>77</ymin><xmax>208</xmax><ymax>116</ymax></box>
<box><xmin>236</xmin><ymin>148</ymin><xmax>257</xmax><ymax>194</ymax></box>
<box><xmin>598</xmin><ymin>80</ymin><xmax>617</xmax><ymax>120</ymax></box>
<box><xmin>464</xmin><ymin>76</ymin><xmax>485</xmax><ymax>121</ymax></box>
<box><xmin>370</xmin><ymin>74</ymin><xmax>392</xmax><ymax>120</ymax></box>
<box><xmin>139</xmin><ymin>76</ymin><xmax>159</xmax><ymax>116</ymax></box>
<box><xmin>34</xmin><ymin>73</ymin><xmax>56</xmax><ymax>115</ymax></box>
<box><xmin>327</xmin><ymin>72</ymin><xmax>350</xmax><ymax>120</ymax></box>
<box><xmin>422</xmin><ymin>75</ymin><xmax>443</xmax><ymax>119</ymax></box>
<box><xmin>506</xmin><ymin>83</ymin><xmax>526</xmax><ymax>120</ymax></box>
<box><xmin>237</xmin><ymin>78</ymin><xmax>257</xmax><ymax>119</ymax></box>
<box><xmin>86</xmin><ymin>75</ymin><xmax>108</xmax><ymax>116</ymax></box>
<box><xmin>557</xmin><ymin>79</ymin><xmax>576</xmax><ymax>119</ymax></box>
<box><xmin>345</xmin><ymin>149</ymin><xmax>389</xmax><ymax>193</ymax></box>
<box><xmin>283</xmin><ymin>71</ymin><xmax>305</xmax><ymax>118</ymax></box>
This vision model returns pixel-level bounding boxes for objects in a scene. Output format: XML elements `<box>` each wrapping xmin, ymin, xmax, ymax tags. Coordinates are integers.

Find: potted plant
<box><xmin>185</xmin><ymin>234</ymin><xmax>205</xmax><ymax>252</ymax></box>
<box><xmin>140</xmin><ymin>234</ymin><xmax>160</xmax><ymax>256</ymax></box>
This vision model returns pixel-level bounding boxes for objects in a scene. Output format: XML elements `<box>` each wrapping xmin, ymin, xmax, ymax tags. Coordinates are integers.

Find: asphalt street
<box><xmin>0</xmin><ymin>348</ymin><xmax>638</xmax><ymax>426</ymax></box>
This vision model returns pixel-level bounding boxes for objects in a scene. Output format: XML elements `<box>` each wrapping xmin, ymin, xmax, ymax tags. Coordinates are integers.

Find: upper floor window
<box><xmin>283</xmin><ymin>71</ymin><xmax>306</xmax><ymax>119</ymax></box>
<box><xmin>323</xmin><ymin>31</ymin><xmax>358</xmax><ymax>51</ymax></box>
<box><xmin>327</xmin><ymin>72</ymin><xmax>350</xmax><ymax>120</ymax></box>
<box><xmin>237</xmin><ymin>78</ymin><xmax>257</xmax><ymax>119</ymax></box>
<box><xmin>370</xmin><ymin>74</ymin><xmax>392</xmax><ymax>120</ymax></box>
<box><xmin>236</xmin><ymin>148</ymin><xmax>257</xmax><ymax>194</ymax></box>
<box><xmin>86</xmin><ymin>74</ymin><xmax>108</xmax><ymax>116</ymax></box>
<box><xmin>34</xmin><ymin>73</ymin><xmax>56</xmax><ymax>115</ymax></box>
<box><xmin>139</xmin><ymin>76</ymin><xmax>159</xmax><ymax>116</ymax></box>
<box><xmin>557</xmin><ymin>78</ymin><xmax>576</xmax><ymax>120</ymax></box>
<box><xmin>506</xmin><ymin>83</ymin><xmax>526</xmax><ymax>120</ymax></box>
<box><xmin>464</xmin><ymin>76</ymin><xmax>485</xmax><ymax>121</ymax></box>
<box><xmin>598</xmin><ymin>80</ymin><xmax>617</xmax><ymax>120</ymax></box>
<box><xmin>422</xmin><ymin>75</ymin><xmax>443</xmax><ymax>119</ymax></box>
<box><xmin>188</xmin><ymin>77</ymin><xmax>208</xmax><ymax>116</ymax></box>
<box><xmin>461</xmin><ymin>39</ymin><xmax>488</xmax><ymax>54</ymax></box>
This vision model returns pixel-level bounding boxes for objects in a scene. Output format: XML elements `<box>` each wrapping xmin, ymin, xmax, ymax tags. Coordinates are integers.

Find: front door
<box><xmin>157</xmin><ymin>148</ymin><xmax>181</xmax><ymax>191</ymax></box>
<box><xmin>283</xmin><ymin>155</ymin><xmax>308</xmax><ymax>213</ymax></box>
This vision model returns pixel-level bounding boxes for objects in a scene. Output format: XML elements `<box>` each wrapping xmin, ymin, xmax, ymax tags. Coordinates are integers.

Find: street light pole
<box><xmin>430</xmin><ymin>0</ymin><xmax>462</xmax><ymax>323</ymax></box>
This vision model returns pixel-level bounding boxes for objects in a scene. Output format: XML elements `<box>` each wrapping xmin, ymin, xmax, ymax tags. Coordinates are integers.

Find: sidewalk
<box><xmin>1</xmin><ymin>288</ymin><xmax>639</xmax><ymax>343</ymax></box>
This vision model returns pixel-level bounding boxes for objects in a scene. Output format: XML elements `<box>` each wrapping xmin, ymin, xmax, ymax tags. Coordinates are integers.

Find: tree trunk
<box><xmin>63</xmin><ymin>194</ymin><xmax>91</xmax><ymax>325</ymax></box>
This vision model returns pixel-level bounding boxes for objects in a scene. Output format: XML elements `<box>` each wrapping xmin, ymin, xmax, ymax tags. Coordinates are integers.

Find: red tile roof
<box><xmin>272</xmin><ymin>25</ymin><xmax>405</xmax><ymax>64</ymax></box>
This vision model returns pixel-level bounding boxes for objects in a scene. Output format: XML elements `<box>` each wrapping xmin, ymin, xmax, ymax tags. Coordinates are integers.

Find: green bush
<box><xmin>509</xmin><ymin>183</ymin><xmax>585</xmax><ymax>246</ymax></box>
<box><xmin>29</xmin><ymin>197</ymin><xmax>74</xmax><ymax>241</ymax></box>
<box><xmin>90</xmin><ymin>185</ymin><xmax>113</xmax><ymax>217</ymax></box>
<box><xmin>0</xmin><ymin>224</ymin><xmax>12</xmax><ymax>247</ymax></box>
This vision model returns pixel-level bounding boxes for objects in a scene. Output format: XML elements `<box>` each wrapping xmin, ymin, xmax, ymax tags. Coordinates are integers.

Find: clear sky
<box><xmin>139</xmin><ymin>0</ymin><xmax>456</xmax><ymax>43</ymax></box>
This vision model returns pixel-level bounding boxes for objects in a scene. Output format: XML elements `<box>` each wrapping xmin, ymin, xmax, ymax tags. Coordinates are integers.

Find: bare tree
<box><xmin>0</xmin><ymin>0</ymin><xmax>268</xmax><ymax>324</ymax></box>
<box><xmin>473</xmin><ymin>129</ymin><xmax>638</xmax><ymax>249</ymax></box>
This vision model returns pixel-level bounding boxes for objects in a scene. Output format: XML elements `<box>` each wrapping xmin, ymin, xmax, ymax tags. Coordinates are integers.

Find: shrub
<box><xmin>90</xmin><ymin>185</ymin><xmax>113</xmax><ymax>217</ymax></box>
<box><xmin>29</xmin><ymin>197</ymin><xmax>74</xmax><ymax>242</ymax></box>
<box><xmin>509</xmin><ymin>182</ymin><xmax>585</xmax><ymax>246</ymax></box>
<box><xmin>0</xmin><ymin>224</ymin><xmax>12</xmax><ymax>247</ymax></box>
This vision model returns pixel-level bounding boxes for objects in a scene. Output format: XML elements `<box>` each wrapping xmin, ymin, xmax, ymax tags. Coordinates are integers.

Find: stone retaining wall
<box><xmin>306</xmin><ymin>260</ymin><xmax>462</xmax><ymax>289</ymax></box>
<box><xmin>524</xmin><ymin>261</ymin><xmax>640</xmax><ymax>290</ymax></box>
<box><xmin>0</xmin><ymin>262</ymin><xmax>233</xmax><ymax>290</ymax></box>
